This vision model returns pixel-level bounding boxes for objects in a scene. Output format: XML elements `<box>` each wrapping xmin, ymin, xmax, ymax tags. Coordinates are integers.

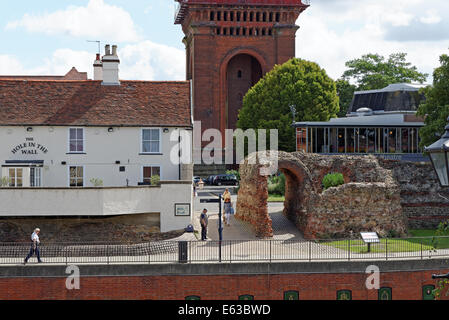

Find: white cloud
<box><xmin>420</xmin><ymin>10</ymin><xmax>442</xmax><ymax>24</ymax></box>
<box><xmin>0</xmin><ymin>42</ymin><xmax>185</xmax><ymax>81</ymax></box>
<box><xmin>0</xmin><ymin>49</ymin><xmax>94</xmax><ymax>78</ymax></box>
<box><xmin>0</xmin><ymin>55</ymin><xmax>27</xmax><ymax>75</ymax></box>
<box><xmin>119</xmin><ymin>41</ymin><xmax>185</xmax><ymax>81</ymax></box>
<box><xmin>296</xmin><ymin>0</ymin><xmax>449</xmax><ymax>83</ymax></box>
<box><xmin>6</xmin><ymin>0</ymin><xmax>141</xmax><ymax>43</ymax></box>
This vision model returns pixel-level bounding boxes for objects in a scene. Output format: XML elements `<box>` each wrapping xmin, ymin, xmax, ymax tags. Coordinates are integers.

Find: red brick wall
<box><xmin>0</xmin><ymin>270</ymin><xmax>443</xmax><ymax>300</ymax></box>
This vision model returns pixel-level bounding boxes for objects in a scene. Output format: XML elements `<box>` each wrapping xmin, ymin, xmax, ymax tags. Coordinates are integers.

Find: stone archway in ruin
<box><xmin>235</xmin><ymin>151</ymin><xmax>408</xmax><ymax>239</ymax></box>
<box><xmin>235</xmin><ymin>151</ymin><xmax>315</xmax><ymax>238</ymax></box>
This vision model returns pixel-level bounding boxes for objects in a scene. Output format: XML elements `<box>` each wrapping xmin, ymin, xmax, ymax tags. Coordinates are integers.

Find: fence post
<box><xmin>269</xmin><ymin>240</ymin><xmax>272</xmax><ymax>263</ymax></box>
<box><xmin>348</xmin><ymin>239</ymin><xmax>350</xmax><ymax>261</ymax></box>
<box><xmin>107</xmin><ymin>244</ymin><xmax>110</xmax><ymax>265</ymax></box>
<box><xmin>148</xmin><ymin>242</ymin><xmax>151</xmax><ymax>264</ymax></box>
<box><xmin>421</xmin><ymin>240</ymin><xmax>423</xmax><ymax>260</ymax></box>
<box><xmin>229</xmin><ymin>241</ymin><xmax>232</xmax><ymax>263</ymax></box>
<box><xmin>385</xmin><ymin>238</ymin><xmax>388</xmax><ymax>261</ymax></box>
<box><xmin>308</xmin><ymin>241</ymin><xmax>311</xmax><ymax>262</ymax></box>
<box><xmin>65</xmin><ymin>246</ymin><xmax>68</xmax><ymax>266</ymax></box>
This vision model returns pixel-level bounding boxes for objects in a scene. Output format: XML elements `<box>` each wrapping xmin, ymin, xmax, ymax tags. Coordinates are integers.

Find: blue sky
<box><xmin>1</xmin><ymin>0</ymin><xmax>448</xmax><ymax>83</ymax></box>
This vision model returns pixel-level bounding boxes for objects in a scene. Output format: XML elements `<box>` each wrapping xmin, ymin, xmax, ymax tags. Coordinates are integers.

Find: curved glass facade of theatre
<box><xmin>296</xmin><ymin>126</ymin><xmax>421</xmax><ymax>154</ymax></box>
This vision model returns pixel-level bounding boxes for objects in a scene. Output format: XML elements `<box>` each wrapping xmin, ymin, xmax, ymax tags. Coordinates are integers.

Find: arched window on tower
<box><xmin>269</xmin><ymin>12</ymin><xmax>273</xmax><ymax>22</ymax></box>
<box><xmin>262</xmin><ymin>28</ymin><xmax>266</xmax><ymax>36</ymax></box>
<box><xmin>256</xmin><ymin>12</ymin><xmax>260</xmax><ymax>22</ymax></box>
<box><xmin>210</xmin><ymin>11</ymin><xmax>215</xmax><ymax>21</ymax></box>
<box><xmin>224</xmin><ymin>11</ymin><xmax>228</xmax><ymax>21</ymax></box>
<box><xmin>250</xmin><ymin>12</ymin><xmax>254</xmax><ymax>22</ymax></box>
<box><xmin>276</xmin><ymin>12</ymin><xmax>280</xmax><ymax>22</ymax></box>
<box><xmin>263</xmin><ymin>12</ymin><xmax>267</xmax><ymax>22</ymax></box>
<box><xmin>243</xmin><ymin>11</ymin><xmax>248</xmax><ymax>21</ymax></box>
<box><xmin>237</xmin><ymin>70</ymin><xmax>242</xmax><ymax>78</ymax></box>
<box><xmin>217</xmin><ymin>11</ymin><xmax>222</xmax><ymax>21</ymax></box>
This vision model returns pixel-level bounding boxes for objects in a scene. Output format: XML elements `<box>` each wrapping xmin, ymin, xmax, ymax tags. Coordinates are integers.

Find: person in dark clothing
<box><xmin>200</xmin><ymin>209</ymin><xmax>209</xmax><ymax>241</ymax></box>
<box><xmin>24</xmin><ymin>228</ymin><xmax>43</xmax><ymax>264</ymax></box>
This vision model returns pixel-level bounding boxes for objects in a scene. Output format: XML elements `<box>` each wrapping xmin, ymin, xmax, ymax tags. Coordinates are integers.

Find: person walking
<box><xmin>223</xmin><ymin>188</ymin><xmax>233</xmax><ymax>226</ymax></box>
<box><xmin>24</xmin><ymin>228</ymin><xmax>43</xmax><ymax>264</ymax></box>
<box><xmin>200</xmin><ymin>209</ymin><xmax>209</xmax><ymax>241</ymax></box>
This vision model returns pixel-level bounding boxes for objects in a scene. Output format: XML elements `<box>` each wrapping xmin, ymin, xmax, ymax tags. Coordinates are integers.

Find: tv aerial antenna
<box><xmin>87</xmin><ymin>40</ymin><xmax>101</xmax><ymax>54</ymax></box>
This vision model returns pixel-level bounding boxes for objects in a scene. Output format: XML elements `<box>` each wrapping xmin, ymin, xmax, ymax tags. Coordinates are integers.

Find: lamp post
<box><xmin>427</xmin><ymin>117</ymin><xmax>449</xmax><ymax>281</ymax></box>
<box><xmin>425</xmin><ymin>117</ymin><xmax>449</xmax><ymax>188</ymax></box>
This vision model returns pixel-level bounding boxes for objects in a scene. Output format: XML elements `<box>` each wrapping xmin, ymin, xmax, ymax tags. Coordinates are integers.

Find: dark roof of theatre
<box><xmin>0</xmin><ymin>80</ymin><xmax>192</xmax><ymax>127</ymax></box>
<box><xmin>349</xmin><ymin>83</ymin><xmax>426</xmax><ymax>114</ymax></box>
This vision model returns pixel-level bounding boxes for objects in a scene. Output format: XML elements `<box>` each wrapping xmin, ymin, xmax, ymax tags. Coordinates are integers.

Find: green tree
<box><xmin>417</xmin><ymin>53</ymin><xmax>449</xmax><ymax>149</ymax></box>
<box><xmin>336</xmin><ymin>79</ymin><xmax>356</xmax><ymax>117</ymax></box>
<box><xmin>342</xmin><ymin>53</ymin><xmax>428</xmax><ymax>91</ymax></box>
<box><xmin>237</xmin><ymin>58</ymin><xmax>339</xmax><ymax>152</ymax></box>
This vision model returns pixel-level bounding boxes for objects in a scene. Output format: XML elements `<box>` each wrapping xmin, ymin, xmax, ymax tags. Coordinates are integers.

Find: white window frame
<box><xmin>141</xmin><ymin>128</ymin><xmax>162</xmax><ymax>154</ymax></box>
<box><xmin>30</xmin><ymin>167</ymin><xmax>42</xmax><ymax>187</ymax></box>
<box><xmin>68</xmin><ymin>128</ymin><xmax>85</xmax><ymax>153</ymax></box>
<box><xmin>7</xmin><ymin>167</ymin><xmax>24</xmax><ymax>188</ymax></box>
<box><xmin>68</xmin><ymin>165</ymin><xmax>85</xmax><ymax>188</ymax></box>
<box><xmin>141</xmin><ymin>165</ymin><xmax>162</xmax><ymax>184</ymax></box>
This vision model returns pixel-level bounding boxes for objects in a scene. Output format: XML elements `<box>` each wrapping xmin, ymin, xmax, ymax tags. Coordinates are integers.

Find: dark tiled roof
<box><xmin>0</xmin><ymin>80</ymin><xmax>192</xmax><ymax>127</ymax></box>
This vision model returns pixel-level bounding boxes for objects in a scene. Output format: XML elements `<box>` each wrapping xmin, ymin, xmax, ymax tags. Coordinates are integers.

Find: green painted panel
<box><xmin>423</xmin><ymin>285</ymin><xmax>435</xmax><ymax>300</ymax></box>
<box><xmin>378</xmin><ymin>287</ymin><xmax>392</xmax><ymax>300</ymax></box>
<box><xmin>185</xmin><ymin>295</ymin><xmax>201</xmax><ymax>300</ymax></box>
<box><xmin>337</xmin><ymin>290</ymin><xmax>352</xmax><ymax>300</ymax></box>
<box><xmin>239</xmin><ymin>295</ymin><xmax>254</xmax><ymax>300</ymax></box>
<box><xmin>284</xmin><ymin>291</ymin><xmax>299</xmax><ymax>300</ymax></box>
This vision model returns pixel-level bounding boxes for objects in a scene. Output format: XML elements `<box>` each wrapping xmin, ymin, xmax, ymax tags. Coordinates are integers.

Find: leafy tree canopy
<box><xmin>237</xmin><ymin>58</ymin><xmax>339</xmax><ymax>152</ymax></box>
<box><xmin>336</xmin><ymin>79</ymin><xmax>356</xmax><ymax>117</ymax></box>
<box><xmin>342</xmin><ymin>53</ymin><xmax>428</xmax><ymax>91</ymax></box>
<box><xmin>417</xmin><ymin>53</ymin><xmax>449</xmax><ymax>149</ymax></box>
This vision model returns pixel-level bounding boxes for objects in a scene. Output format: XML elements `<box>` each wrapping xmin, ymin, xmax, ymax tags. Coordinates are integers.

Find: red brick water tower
<box><xmin>175</xmin><ymin>0</ymin><xmax>310</xmax><ymax>142</ymax></box>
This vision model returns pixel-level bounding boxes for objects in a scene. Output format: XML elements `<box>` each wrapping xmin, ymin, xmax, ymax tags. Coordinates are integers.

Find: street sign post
<box><xmin>360</xmin><ymin>232</ymin><xmax>380</xmax><ymax>253</ymax></box>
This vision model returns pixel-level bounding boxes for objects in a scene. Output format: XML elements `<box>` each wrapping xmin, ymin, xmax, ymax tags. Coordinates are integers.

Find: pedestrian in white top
<box><xmin>24</xmin><ymin>228</ymin><xmax>42</xmax><ymax>264</ymax></box>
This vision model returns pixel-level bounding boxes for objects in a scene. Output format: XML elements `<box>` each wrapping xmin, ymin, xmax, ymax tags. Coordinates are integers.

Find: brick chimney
<box><xmin>101</xmin><ymin>44</ymin><xmax>120</xmax><ymax>86</ymax></box>
<box><xmin>93</xmin><ymin>53</ymin><xmax>103</xmax><ymax>81</ymax></box>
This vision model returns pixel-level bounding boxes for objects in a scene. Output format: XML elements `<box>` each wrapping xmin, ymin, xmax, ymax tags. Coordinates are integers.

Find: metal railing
<box><xmin>1</xmin><ymin>236</ymin><xmax>448</xmax><ymax>265</ymax></box>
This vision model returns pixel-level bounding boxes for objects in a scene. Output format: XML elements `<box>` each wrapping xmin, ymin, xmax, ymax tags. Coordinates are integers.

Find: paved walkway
<box><xmin>2</xmin><ymin>187</ymin><xmax>449</xmax><ymax>266</ymax></box>
<box><xmin>193</xmin><ymin>186</ymin><xmax>303</xmax><ymax>241</ymax></box>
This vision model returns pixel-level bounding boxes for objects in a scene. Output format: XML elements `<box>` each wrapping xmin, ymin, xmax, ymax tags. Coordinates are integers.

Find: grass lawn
<box><xmin>322</xmin><ymin>229</ymin><xmax>449</xmax><ymax>254</ymax></box>
<box><xmin>267</xmin><ymin>194</ymin><xmax>285</xmax><ymax>202</ymax></box>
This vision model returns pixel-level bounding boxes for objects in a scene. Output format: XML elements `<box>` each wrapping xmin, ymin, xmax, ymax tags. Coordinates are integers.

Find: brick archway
<box><xmin>236</xmin><ymin>151</ymin><xmax>314</xmax><ymax>238</ymax></box>
<box><xmin>236</xmin><ymin>151</ymin><xmax>408</xmax><ymax>239</ymax></box>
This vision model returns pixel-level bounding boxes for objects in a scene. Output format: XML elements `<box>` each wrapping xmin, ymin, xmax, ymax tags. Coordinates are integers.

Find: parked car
<box><xmin>206</xmin><ymin>175</ymin><xmax>217</xmax><ymax>186</ymax></box>
<box><xmin>213</xmin><ymin>174</ymin><xmax>239</xmax><ymax>186</ymax></box>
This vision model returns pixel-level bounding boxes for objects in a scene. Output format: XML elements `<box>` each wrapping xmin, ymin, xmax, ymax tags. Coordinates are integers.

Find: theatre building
<box><xmin>294</xmin><ymin>83</ymin><xmax>427</xmax><ymax>162</ymax></box>
<box><xmin>0</xmin><ymin>45</ymin><xmax>194</xmax><ymax>234</ymax></box>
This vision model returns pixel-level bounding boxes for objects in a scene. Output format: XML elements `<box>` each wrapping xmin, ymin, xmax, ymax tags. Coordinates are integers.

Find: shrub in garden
<box><xmin>322</xmin><ymin>173</ymin><xmax>344</xmax><ymax>190</ymax></box>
